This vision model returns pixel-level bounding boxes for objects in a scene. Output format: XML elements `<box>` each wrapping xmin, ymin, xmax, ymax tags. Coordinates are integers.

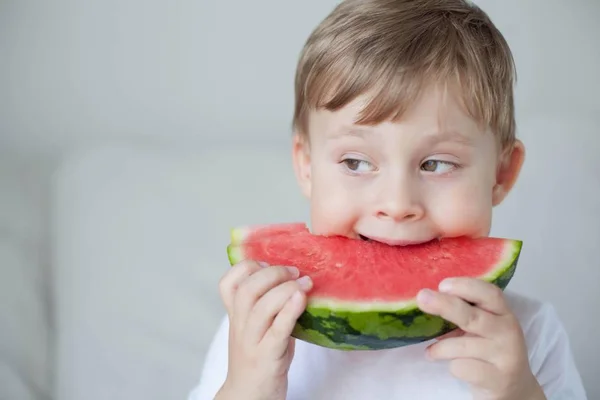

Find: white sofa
<box><xmin>2</xmin><ymin>111</ymin><xmax>599</xmax><ymax>399</ymax></box>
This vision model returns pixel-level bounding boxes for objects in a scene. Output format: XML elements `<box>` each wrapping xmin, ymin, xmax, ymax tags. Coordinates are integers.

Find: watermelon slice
<box><xmin>226</xmin><ymin>223</ymin><xmax>522</xmax><ymax>351</ymax></box>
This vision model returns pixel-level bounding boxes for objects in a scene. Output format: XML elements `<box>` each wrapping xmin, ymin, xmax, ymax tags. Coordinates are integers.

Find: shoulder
<box><xmin>503</xmin><ymin>291</ymin><xmax>588</xmax><ymax>399</ymax></box>
<box><xmin>503</xmin><ymin>290</ymin><xmax>558</xmax><ymax>332</ymax></box>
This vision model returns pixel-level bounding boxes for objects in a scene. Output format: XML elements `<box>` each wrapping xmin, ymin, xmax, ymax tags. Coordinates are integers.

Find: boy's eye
<box><xmin>342</xmin><ymin>158</ymin><xmax>374</xmax><ymax>173</ymax></box>
<box><xmin>420</xmin><ymin>160</ymin><xmax>456</xmax><ymax>173</ymax></box>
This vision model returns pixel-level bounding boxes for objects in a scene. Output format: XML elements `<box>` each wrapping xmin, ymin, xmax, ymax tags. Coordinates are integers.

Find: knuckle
<box><xmin>266</xmin><ymin>281</ymin><xmax>300</xmax><ymax>311</ymax></box>
<box><xmin>280</xmin><ymin>290</ymin><xmax>301</xmax><ymax>314</ymax></box>
<box><xmin>497</xmin><ymin>314</ymin><xmax>519</xmax><ymax>336</ymax></box>
<box><xmin>271</xmin><ymin>317</ymin><xmax>287</xmax><ymax>335</ymax></box>
<box><xmin>458</xmin><ymin>339</ymin><xmax>470</xmax><ymax>354</ymax></box>
<box><xmin>262</xmin><ymin>267</ymin><xmax>296</xmax><ymax>289</ymax></box>
<box><xmin>281</xmin><ymin>279</ymin><xmax>302</xmax><ymax>295</ymax></box>
<box><xmin>508</xmin><ymin>314</ymin><xmax>521</xmax><ymax>330</ymax></box>
<box><xmin>496</xmin><ymin>353</ymin><xmax>519</xmax><ymax>374</ymax></box>
<box><xmin>254</xmin><ymin>295</ymin><xmax>280</xmax><ymax>319</ymax></box>
<box><xmin>218</xmin><ymin>274</ymin><xmax>229</xmax><ymax>295</ymax></box>
<box><xmin>236</xmin><ymin>259</ymin><xmax>257</xmax><ymax>274</ymax></box>
<box><xmin>428</xmin><ymin>342</ymin><xmax>443</xmax><ymax>358</ymax></box>
<box><xmin>268</xmin><ymin>319</ymin><xmax>289</xmax><ymax>342</ymax></box>
<box><xmin>465</xmin><ymin>309</ymin><xmax>481</xmax><ymax>330</ymax></box>
<box><xmin>449</xmin><ymin>359</ymin><xmax>482</xmax><ymax>385</ymax></box>
<box><xmin>236</xmin><ymin>279</ymin><xmax>254</xmax><ymax>300</ymax></box>
<box><xmin>218</xmin><ymin>272</ymin><xmax>236</xmax><ymax>299</ymax></box>
<box><xmin>489</xmin><ymin>285</ymin><xmax>505</xmax><ymax>303</ymax></box>
<box><xmin>273</xmin><ymin>265</ymin><xmax>295</xmax><ymax>280</ymax></box>
<box><xmin>265</xmin><ymin>266</ymin><xmax>286</xmax><ymax>281</ymax></box>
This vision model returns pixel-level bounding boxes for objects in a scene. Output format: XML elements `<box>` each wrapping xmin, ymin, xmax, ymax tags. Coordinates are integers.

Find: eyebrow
<box><xmin>327</xmin><ymin>125</ymin><xmax>475</xmax><ymax>145</ymax></box>
<box><xmin>327</xmin><ymin>126</ymin><xmax>376</xmax><ymax>140</ymax></box>
<box><xmin>423</xmin><ymin>130</ymin><xmax>475</xmax><ymax>146</ymax></box>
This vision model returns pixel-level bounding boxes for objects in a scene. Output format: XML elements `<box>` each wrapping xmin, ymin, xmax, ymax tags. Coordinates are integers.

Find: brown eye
<box><xmin>344</xmin><ymin>159</ymin><xmax>361</xmax><ymax>171</ymax></box>
<box><xmin>342</xmin><ymin>158</ymin><xmax>374</xmax><ymax>173</ymax></box>
<box><xmin>421</xmin><ymin>160</ymin><xmax>438</xmax><ymax>172</ymax></box>
<box><xmin>420</xmin><ymin>160</ymin><xmax>457</xmax><ymax>174</ymax></box>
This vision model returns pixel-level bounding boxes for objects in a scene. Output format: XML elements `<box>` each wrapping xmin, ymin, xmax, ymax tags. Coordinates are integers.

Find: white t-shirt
<box><xmin>188</xmin><ymin>291</ymin><xmax>587</xmax><ymax>399</ymax></box>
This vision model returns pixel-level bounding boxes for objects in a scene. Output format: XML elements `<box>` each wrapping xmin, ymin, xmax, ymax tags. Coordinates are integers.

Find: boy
<box><xmin>190</xmin><ymin>0</ymin><xmax>587</xmax><ymax>398</ymax></box>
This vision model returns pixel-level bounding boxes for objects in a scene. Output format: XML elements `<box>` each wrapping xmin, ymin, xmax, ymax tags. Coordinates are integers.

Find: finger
<box><xmin>264</xmin><ymin>290</ymin><xmax>308</xmax><ymax>360</ymax></box>
<box><xmin>246</xmin><ymin>276</ymin><xmax>313</xmax><ymax>345</ymax></box>
<box><xmin>219</xmin><ymin>260</ymin><xmax>264</xmax><ymax>314</ymax></box>
<box><xmin>438</xmin><ymin>277</ymin><xmax>508</xmax><ymax>315</ymax></box>
<box><xmin>234</xmin><ymin>265</ymin><xmax>300</xmax><ymax>327</ymax></box>
<box><xmin>417</xmin><ymin>289</ymin><xmax>498</xmax><ymax>337</ymax></box>
<box><xmin>286</xmin><ymin>337</ymin><xmax>296</xmax><ymax>364</ymax></box>
<box><xmin>427</xmin><ymin>336</ymin><xmax>495</xmax><ymax>362</ymax></box>
<box><xmin>435</xmin><ymin>328</ymin><xmax>465</xmax><ymax>341</ymax></box>
<box><xmin>448</xmin><ymin>358</ymin><xmax>499</xmax><ymax>391</ymax></box>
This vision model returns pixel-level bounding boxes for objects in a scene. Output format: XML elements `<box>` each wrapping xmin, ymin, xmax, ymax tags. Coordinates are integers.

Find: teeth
<box><xmin>359</xmin><ymin>234</ymin><xmax>370</xmax><ymax>241</ymax></box>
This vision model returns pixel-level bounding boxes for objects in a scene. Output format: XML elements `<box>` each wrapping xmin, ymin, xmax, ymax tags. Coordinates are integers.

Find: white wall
<box><xmin>0</xmin><ymin>157</ymin><xmax>55</xmax><ymax>400</ymax></box>
<box><xmin>2</xmin><ymin>0</ymin><xmax>598</xmax><ymax>155</ymax></box>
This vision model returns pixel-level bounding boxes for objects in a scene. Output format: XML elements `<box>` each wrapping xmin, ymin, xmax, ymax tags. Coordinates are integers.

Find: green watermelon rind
<box><xmin>226</xmin><ymin>228</ymin><xmax>522</xmax><ymax>351</ymax></box>
<box><xmin>230</xmin><ymin>227</ymin><xmax>250</xmax><ymax>245</ymax></box>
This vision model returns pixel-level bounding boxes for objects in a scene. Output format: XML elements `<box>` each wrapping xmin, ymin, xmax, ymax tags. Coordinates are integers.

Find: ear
<box><xmin>492</xmin><ymin>139</ymin><xmax>525</xmax><ymax>206</ymax></box>
<box><xmin>292</xmin><ymin>132</ymin><xmax>312</xmax><ymax>198</ymax></box>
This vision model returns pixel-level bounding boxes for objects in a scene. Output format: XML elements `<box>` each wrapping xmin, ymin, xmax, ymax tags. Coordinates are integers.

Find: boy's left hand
<box><xmin>416</xmin><ymin>277</ymin><xmax>546</xmax><ymax>400</ymax></box>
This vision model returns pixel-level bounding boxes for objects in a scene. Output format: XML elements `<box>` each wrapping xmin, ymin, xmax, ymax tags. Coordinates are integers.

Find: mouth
<box><xmin>358</xmin><ymin>234</ymin><xmax>370</xmax><ymax>241</ymax></box>
<box><xmin>358</xmin><ymin>234</ymin><xmax>437</xmax><ymax>247</ymax></box>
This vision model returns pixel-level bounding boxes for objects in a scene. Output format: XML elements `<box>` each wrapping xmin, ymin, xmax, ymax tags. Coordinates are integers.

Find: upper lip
<box><xmin>359</xmin><ymin>234</ymin><xmax>437</xmax><ymax>246</ymax></box>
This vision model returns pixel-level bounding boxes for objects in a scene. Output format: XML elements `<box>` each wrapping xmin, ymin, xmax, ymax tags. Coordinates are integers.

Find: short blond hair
<box><xmin>292</xmin><ymin>0</ymin><xmax>517</xmax><ymax>148</ymax></box>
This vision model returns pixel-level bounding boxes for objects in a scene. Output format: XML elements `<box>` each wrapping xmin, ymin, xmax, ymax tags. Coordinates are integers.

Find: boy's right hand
<box><xmin>216</xmin><ymin>260</ymin><xmax>312</xmax><ymax>400</ymax></box>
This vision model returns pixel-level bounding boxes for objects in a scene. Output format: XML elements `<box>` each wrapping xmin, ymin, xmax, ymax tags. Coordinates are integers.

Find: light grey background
<box><xmin>0</xmin><ymin>0</ymin><xmax>598</xmax><ymax>399</ymax></box>
<box><xmin>2</xmin><ymin>0</ymin><xmax>598</xmax><ymax>154</ymax></box>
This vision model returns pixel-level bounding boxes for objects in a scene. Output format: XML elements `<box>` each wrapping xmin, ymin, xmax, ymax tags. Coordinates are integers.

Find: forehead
<box><xmin>308</xmin><ymin>83</ymin><xmax>488</xmax><ymax>141</ymax></box>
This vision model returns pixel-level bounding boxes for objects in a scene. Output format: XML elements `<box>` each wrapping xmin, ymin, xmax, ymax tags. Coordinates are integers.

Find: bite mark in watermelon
<box><xmin>226</xmin><ymin>223</ymin><xmax>522</xmax><ymax>351</ymax></box>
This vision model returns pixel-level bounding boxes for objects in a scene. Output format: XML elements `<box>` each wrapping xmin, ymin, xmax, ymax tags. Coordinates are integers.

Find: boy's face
<box><xmin>292</xmin><ymin>84</ymin><xmax>525</xmax><ymax>244</ymax></box>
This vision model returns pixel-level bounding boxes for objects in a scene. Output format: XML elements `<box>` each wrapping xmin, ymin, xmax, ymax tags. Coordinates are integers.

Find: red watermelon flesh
<box><xmin>227</xmin><ymin>223</ymin><xmax>521</xmax><ymax>310</ymax></box>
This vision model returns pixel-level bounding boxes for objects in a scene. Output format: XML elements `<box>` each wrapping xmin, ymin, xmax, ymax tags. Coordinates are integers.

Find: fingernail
<box><xmin>439</xmin><ymin>278</ymin><xmax>454</xmax><ymax>292</ymax></box>
<box><xmin>417</xmin><ymin>289</ymin><xmax>434</xmax><ymax>305</ymax></box>
<box><xmin>286</xmin><ymin>266</ymin><xmax>299</xmax><ymax>278</ymax></box>
<box><xmin>258</xmin><ymin>262</ymin><xmax>269</xmax><ymax>268</ymax></box>
<box><xmin>296</xmin><ymin>275</ymin><xmax>313</xmax><ymax>291</ymax></box>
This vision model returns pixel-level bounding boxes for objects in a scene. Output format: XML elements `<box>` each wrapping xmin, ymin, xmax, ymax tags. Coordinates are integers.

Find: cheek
<box><xmin>309</xmin><ymin>167</ymin><xmax>360</xmax><ymax>235</ymax></box>
<box><xmin>426</xmin><ymin>179</ymin><xmax>494</xmax><ymax>237</ymax></box>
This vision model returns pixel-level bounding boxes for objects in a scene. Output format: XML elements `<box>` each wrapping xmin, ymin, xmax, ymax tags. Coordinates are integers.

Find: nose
<box><xmin>374</xmin><ymin>178</ymin><xmax>425</xmax><ymax>222</ymax></box>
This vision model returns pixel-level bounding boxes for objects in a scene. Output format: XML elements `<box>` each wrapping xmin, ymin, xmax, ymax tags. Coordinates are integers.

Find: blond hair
<box><xmin>292</xmin><ymin>0</ymin><xmax>517</xmax><ymax>148</ymax></box>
